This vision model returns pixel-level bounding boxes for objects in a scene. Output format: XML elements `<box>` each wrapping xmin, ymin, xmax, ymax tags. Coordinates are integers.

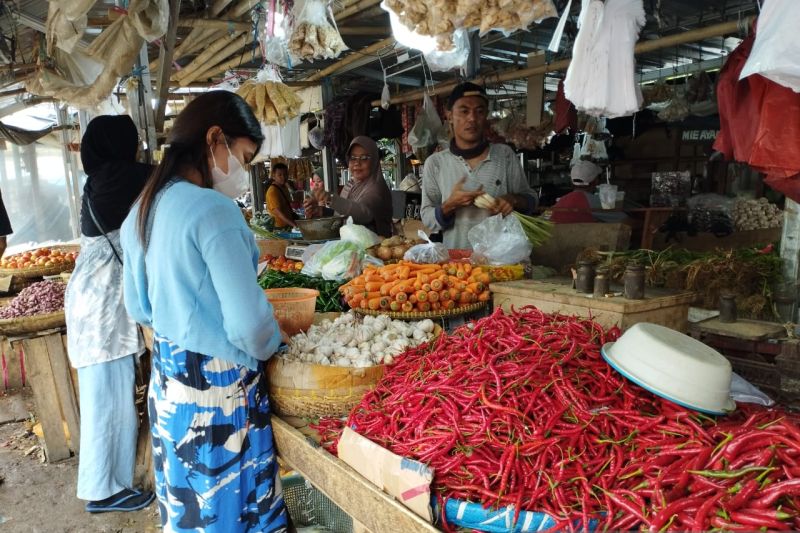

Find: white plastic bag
<box><xmin>408</xmin><ymin>94</ymin><xmax>442</xmax><ymax>151</ymax></box>
<box><xmin>381</xmin><ymin>82</ymin><xmax>391</xmax><ymax>110</ymax></box>
<box><xmin>301</xmin><ymin>240</ymin><xmax>365</xmax><ymax>281</ymax></box>
<box><xmin>423</xmin><ymin>29</ymin><xmax>471</xmax><ymax>72</ymax></box>
<box><xmin>468</xmin><ymin>214</ymin><xmax>533</xmax><ymax>266</ymax></box>
<box><xmin>403</xmin><ymin>230</ymin><xmax>449</xmax><ymax>264</ymax></box>
<box><xmin>730</xmin><ymin>372</ymin><xmax>774</xmax><ymax>406</ymax></box>
<box><xmin>288</xmin><ymin>0</ymin><xmax>348</xmax><ymax>63</ymax></box>
<box><xmin>339</xmin><ymin>217</ymin><xmax>381</xmax><ymax>249</ymax></box>
<box><xmin>280</xmin><ymin>116</ymin><xmax>301</xmax><ymax>158</ymax></box>
<box><xmin>739</xmin><ymin>0</ymin><xmax>800</xmax><ymax>92</ymax></box>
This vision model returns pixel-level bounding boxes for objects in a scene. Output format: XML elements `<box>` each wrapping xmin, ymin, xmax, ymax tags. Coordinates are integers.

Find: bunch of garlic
<box><xmin>732</xmin><ymin>198</ymin><xmax>783</xmax><ymax>232</ymax></box>
<box><xmin>283</xmin><ymin>312</ymin><xmax>436</xmax><ymax>367</ymax></box>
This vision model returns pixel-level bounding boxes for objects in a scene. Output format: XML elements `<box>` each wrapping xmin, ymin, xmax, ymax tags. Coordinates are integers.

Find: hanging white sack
<box><xmin>739</xmin><ymin>0</ymin><xmax>800</xmax><ymax>93</ymax></box>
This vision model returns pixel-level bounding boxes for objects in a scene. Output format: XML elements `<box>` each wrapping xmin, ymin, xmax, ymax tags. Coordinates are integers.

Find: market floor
<box><xmin>0</xmin><ymin>389</ymin><xmax>160</xmax><ymax>533</ymax></box>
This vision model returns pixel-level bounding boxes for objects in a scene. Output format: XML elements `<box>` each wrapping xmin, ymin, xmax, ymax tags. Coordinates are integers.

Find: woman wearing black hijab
<box><xmin>64</xmin><ymin>115</ymin><xmax>155</xmax><ymax>513</ymax></box>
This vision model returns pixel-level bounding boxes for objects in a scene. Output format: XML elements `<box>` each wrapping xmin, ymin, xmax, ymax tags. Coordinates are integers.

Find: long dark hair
<box><xmin>137</xmin><ymin>90</ymin><xmax>263</xmax><ymax>242</ymax></box>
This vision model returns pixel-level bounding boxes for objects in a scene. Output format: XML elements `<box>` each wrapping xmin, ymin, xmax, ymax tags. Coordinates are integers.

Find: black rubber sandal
<box><xmin>85</xmin><ymin>488</ymin><xmax>155</xmax><ymax>513</ymax></box>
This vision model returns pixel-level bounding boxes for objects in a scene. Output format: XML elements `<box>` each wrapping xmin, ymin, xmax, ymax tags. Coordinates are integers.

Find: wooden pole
<box><xmin>191</xmin><ymin>46</ymin><xmax>264</xmax><ymax>83</ymax></box>
<box><xmin>307</xmin><ymin>37</ymin><xmax>395</xmax><ymax>81</ymax></box>
<box><xmin>179</xmin><ymin>33</ymin><xmax>251</xmax><ymax>86</ymax></box>
<box><xmin>175</xmin><ymin>32</ymin><xmax>248</xmax><ymax>83</ymax></box>
<box><xmin>372</xmin><ymin>17</ymin><xmax>754</xmax><ymax>106</ymax></box>
<box><xmin>155</xmin><ymin>0</ymin><xmax>182</xmax><ymax>132</ymax></box>
<box><xmin>181</xmin><ymin>18</ymin><xmax>250</xmax><ymax>31</ymax></box>
<box><xmin>338</xmin><ymin>26</ymin><xmax>390</xmax><ymax>36</ymax></box>
<box><xmin>335</xmin><ymin>0</ymin><xmax>383</xmax><ymax>21</ymax></box>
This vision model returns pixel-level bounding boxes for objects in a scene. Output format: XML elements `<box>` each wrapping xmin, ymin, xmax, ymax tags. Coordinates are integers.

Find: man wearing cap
<box><xmin>420</xmin><ymin>82</ymin><xmax>537</xmax><ymax>249</ymax></box>
<box><xmin>550</xmin><ymin>161</ymin><xmax>626</xmax><ymax>224</ymax></box>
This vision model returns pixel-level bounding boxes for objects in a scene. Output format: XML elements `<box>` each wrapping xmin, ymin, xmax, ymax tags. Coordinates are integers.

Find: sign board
<box><xmin>681</xmin><ymin>129</ymin><xmax>719</xmax><ymax>142</ymax></box>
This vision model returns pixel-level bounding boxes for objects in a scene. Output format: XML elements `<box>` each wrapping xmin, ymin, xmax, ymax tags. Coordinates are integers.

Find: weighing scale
<box><xmin>284</xmin><ymin>238</ymin><xmax>339</xmax><ymax>261</ymax></box>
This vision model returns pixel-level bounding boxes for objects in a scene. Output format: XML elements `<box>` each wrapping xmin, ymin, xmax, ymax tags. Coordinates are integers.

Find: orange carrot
<box><xmin>428</xmin><ymin>290</ymin><xmax>440</xmax><ymax>303</ymax></box>
<box><xmin>416</xmin><ymin>290</ymin><xmax>428</xmax><ymax>303</ymax></box>
<box><xmin>365</xmin><ymin>281</ymin><xmax>383</xmax><ymax>292</ymax></box>
<box><xmin>390</xmin><ymin>301</ymin><xmax>401</xmax><ymax>312</ymax></box>
<box><xmin>402</xmin><ymin>302</ymin><xmax>414</xmax><ymax>312</ymax></box>
<box><xmin>368</xmin><ymin>297</ymin><xmax>383</xmax><ymax>310</ymax></box>
<box><xmin>478</xmin><ymin>291</ymin><xmax>491</xmax><ymax>302</ymax></box>
<box><xmin>418</xmin><ymin>302</ymin><xmax>431</xmax><ymax>313</ymax></box>
<box><xmin>430</xmin><ymin>279</ymin><xmax>444</xmax><ymax>291</ymax></box>
<box><xmin>431</xmin><ymin>302</ymin><xmax>441</xmax><ymax>311</ymax></box>
<box><xmin>395</xmin><ymin>292</ymin><xmax>408</xmax><ymax>303</ymax></box>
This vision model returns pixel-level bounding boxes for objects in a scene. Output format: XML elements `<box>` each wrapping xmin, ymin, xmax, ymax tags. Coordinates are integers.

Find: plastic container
<box><xmin>264</xmin><ymin>288</ymin><xmax>319</xmax><ymax>335</ymax></box>
<box><xmin>624</xmin><ymin>264</ymin><xmax>645</xmax><ymax>300</ymax></box>
<box><xmin>282</xmin><ymin>475</ymin><xmax>353</xmax><ymax>533</ymax></box>
<box><xmin>598</xmin><ymin>184</ymin><xmax>618</xmax><ymax>209</ymax></box>
<box><xmin>601</xmin><ymin>322</ymin><xmax>736</xmax><ymax>415</ymax></box>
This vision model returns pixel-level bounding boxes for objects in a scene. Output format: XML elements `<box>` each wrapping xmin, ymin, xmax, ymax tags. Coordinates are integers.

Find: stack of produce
<box><xmin>282</xmin><ymin>312</ymin><xmax>436</xmax><ymax>367</ymax></box>
<box><xmin>366</xmin><ymin>235</ymin><xmax>424</xmax><ymax>262</ymax></box>
<box><xmin>258</xmin><ymin>269</ymin><xmax>344</xmax><ymax>313</ymax></box>
<box><xmin>263</xmin><ymin>255</ymin><xmax>303</xmax><ymax>273</ymax></box>
<box><xmin>340</xmin><ymin>261</ymin><xmax>491</xmax><ymax>313</ymax></box>
<box><xmin>0</xmin><ymin>280</ymin><xmax>66</xmax><ymax>318</ymax></box>
<box><xmin>585</xmin><ymin>246</ymin><xmax>783</xmax><ymax>319</ymax></box>
<box><xmin>250</xmin><ymin>213</ymin><xmax>279</xmax><ymax>239</ymax></box>
<box><xmin>314</xmin><ymin>308</ymin><xmax>800</xmax><ymax>531</ymax></box>
<box><xmin>733</xmin><ymin>198</ymin><xmax>783</xmax><ymax>231</ymax></box>
<box><xmin>0</xmin><ymin>247</ymin><xmax>77</xmax><ymax>272</ymax></box>
<box><xmin>383</xmin><ymin>0</ymin><xmax>556</xmax><ymax>48</ymax></box>
<box><xmin>236</xmin><ymin>81</ymin><xmax>303</xmax><ymax>125</ymax></box>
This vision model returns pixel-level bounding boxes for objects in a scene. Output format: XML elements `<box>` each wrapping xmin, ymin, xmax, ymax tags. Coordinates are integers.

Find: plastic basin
<box><xmin>601</xmin><ymin>322</ymin><xmax>736</xmax><ymax>415</ymax></box>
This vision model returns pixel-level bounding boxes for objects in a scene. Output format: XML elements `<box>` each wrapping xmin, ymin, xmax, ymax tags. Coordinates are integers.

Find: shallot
<box><xmin>0</xmin><ymin>280</ymin><xmax>66</xmax><ymax>319</ymax></box>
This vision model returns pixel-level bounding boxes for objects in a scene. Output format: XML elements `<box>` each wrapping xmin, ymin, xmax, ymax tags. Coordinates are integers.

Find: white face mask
<box><xmin>210</xmin><ymin>138</ymin><xmax>250</xmax><ymax>199</ymax></box>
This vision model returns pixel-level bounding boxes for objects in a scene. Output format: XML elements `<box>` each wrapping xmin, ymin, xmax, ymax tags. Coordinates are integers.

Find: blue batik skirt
<box><xmin>149</xmin><ymin>334</ymin><xmax>288</xmax><ymax>533</ymax></box>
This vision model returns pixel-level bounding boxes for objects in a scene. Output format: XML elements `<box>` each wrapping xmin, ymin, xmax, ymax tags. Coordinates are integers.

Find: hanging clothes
<box><xmin>564</xmin><ymin>0</ymin><xmax>645</xmax><ymax>118</ymax></box>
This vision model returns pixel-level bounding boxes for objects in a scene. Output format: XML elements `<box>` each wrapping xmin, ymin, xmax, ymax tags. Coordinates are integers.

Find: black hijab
<box><xmin>80</xmin><ymin>115</ymin><xmax>153</xmax><ymax>237</ymax></box>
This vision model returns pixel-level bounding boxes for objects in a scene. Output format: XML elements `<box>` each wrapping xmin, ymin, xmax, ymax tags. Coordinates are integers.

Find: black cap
<box><xmin>447</xmin><ymin>82</ymin><xmax>489</xmax><ymax>109</ymax></box>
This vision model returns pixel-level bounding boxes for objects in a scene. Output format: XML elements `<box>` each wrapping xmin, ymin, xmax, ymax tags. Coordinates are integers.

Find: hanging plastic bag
<box><xmin>339</xmin><ymin>216</ymin><xmax>381</xmax><ymax>249</ymax></box>
<box><xmin>381</xmin><ymin>82</ymin><xmax>391</xmax><ymax>110</ymax></box>
<box><xmin>288</xmin><ymin>0</ymin><xmax>348</xmax><ymax>63</ymax></box>
<box><xmin>423</xmin><ymin>29</ymin><xmax>471</xmax><ymax>72</ymax></box>
<box><xmin>301</xmin><ymin>240</ymin><xmax>365</xmax><ymax>281</ymax></box>
<box><xmin>408</xmin><ymin>94</ymin><xmax>442</xmax><ymax>152</ymax></box>
<box><xmin>739</xmin><ymin>0</ymin><xmax>800</xmax><ymax>93</ymax></box>
<box><xmin>403</xmin><ymin>230</ymin><xmax>449</xmax><ymax>264</ymax></box>
<box><xmin>280</xmin><ymin>116</ymin><xmax>301</xmax><ymax>158</ymax></box>
<box><xmin>468</xmin><ymin>214</ymin><xmax>533</xmax><ymax>266</ymax></box>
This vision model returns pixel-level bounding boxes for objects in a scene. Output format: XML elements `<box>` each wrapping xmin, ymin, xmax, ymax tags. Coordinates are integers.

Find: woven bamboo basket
<box><xmin>0</xmin><ymin>245</ymin><xmax>79</xmax><ymax>279</ymax></box>
<box><xmin>266</xmin><ymin>313</ymin><xmax>441</xmax><ymax>417</ymax></box>
<box><xmin>353</xmin><ymin>301</ymin><xmax>487</xmax><ymax>320</ymax></box>
<box><xmin>0</xmin><ymin>310</ymin><xmax>66</xmax><ymax>336</ymax></box>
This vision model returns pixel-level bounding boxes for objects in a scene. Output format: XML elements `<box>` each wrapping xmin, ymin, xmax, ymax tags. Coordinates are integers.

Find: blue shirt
<box><xmin>120</xmin><ymin>180</ymin><xmax>281</xmax><ymax>370</ymax></box>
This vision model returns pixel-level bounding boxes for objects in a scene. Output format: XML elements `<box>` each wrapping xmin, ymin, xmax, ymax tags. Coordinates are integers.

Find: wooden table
<box><xmin>491</xmin><ymin>278</ymin><xmax>695</xmax><ymax>332</ymax></box>
<box><xmin>271</xmin><ymin>416</ymin><xmax>438</xmax><ymax>533</ymax></box>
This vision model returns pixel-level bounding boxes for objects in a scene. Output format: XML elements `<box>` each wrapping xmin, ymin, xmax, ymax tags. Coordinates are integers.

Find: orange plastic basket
<box><xmin>264</xmin><ymin>288</ymin><xmax>319</xmax><ymax>336</ymax></box>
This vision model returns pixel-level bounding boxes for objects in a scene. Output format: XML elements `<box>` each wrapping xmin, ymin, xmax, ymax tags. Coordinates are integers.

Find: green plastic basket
<box><xmin>282</xmin><ymin>475</ymin><xmax>353</xmax><ymax>533</ymax></box>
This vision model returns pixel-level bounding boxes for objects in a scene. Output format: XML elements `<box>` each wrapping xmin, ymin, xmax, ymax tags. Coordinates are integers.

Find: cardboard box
<box><xmin>337</xmin><ymin>427</ymin><xmax>434</xmax><ymax>522</ymax></box>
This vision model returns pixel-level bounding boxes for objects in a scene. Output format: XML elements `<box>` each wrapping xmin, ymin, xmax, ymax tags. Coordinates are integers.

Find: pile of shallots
<box><xmin>0</xmin><ymin>280</ymin><xmax>66</xmax><ymax>319</ymax></box>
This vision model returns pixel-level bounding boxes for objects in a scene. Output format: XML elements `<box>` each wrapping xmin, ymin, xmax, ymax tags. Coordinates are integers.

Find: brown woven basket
<box><xmin>353</xmin><ymin>301</ymin><xmax>488</xmax><ymax>320</ymax></box>
<box><xmin>0</xmin><ymin>245</ymin><xmax>79</xmax><ymax>279</ymax></box>
<box><xmin>0</xmin><ymin>310</ymin><xmax>66</xmax><ymax>336</ymax></box>
<box><xmin>267</xmin><ymin>357</ymin><xmax>385</xmax><ymax>418</ymax></box>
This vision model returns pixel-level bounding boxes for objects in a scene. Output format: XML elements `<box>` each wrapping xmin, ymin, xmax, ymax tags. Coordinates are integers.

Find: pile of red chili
<box><xmin>312</xmin><ymin>307</ymin><xmax>800</xmax><ymax>531</ymax></box>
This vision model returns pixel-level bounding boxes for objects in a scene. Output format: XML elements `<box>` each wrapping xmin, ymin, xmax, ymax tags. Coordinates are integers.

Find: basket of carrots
<box><xmin>339</xmin><ymin>261</ymin><xmax>491</xmax><ymax>319</ymax></box>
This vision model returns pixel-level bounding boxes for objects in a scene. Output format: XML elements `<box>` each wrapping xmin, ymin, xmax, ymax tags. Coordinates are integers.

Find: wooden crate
<box><xmin>491</xmin><ymin>278</ymin><xmax>695</xmax><ymax>332</ymax></box>
<box><xmin>689</xmin><ymin>320</ymin><xmax>800</xmax><ymax>410</ymax></box>
<box><xmin>15</xmin><ymin>330</ymin><xmax>80</xmax><ymax>462</ymax></box>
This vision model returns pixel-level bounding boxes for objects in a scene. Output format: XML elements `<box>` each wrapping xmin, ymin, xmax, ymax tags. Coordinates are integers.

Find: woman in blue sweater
<box><xmin>120</xmin><ymin>91</ymin><xmax>288</xmax><ymax>532</ymax></box>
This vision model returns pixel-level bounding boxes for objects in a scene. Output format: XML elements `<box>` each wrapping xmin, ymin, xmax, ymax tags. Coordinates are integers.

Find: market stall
<box><xmin>4</xmin><ymin>0</ymin><xmax>800</xmax><ymax>530</ymax></box>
